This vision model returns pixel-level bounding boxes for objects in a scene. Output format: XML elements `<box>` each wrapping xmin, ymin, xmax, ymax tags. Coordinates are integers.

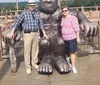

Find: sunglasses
<box><xmin>62</xmin><ymin>10</ymin><xmax>68</xmax><ymax>12</ymax></box>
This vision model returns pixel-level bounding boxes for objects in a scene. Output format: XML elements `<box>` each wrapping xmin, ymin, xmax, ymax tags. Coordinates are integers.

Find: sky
<box><xmin>0</xmin><ymin>0</ymin><xmax>39</xmax><ymax>3</ymax></box>
<box><xmin>0</xmin><ymin>0</ymin><xmax>26</xmax><ymax>2</ymax></box>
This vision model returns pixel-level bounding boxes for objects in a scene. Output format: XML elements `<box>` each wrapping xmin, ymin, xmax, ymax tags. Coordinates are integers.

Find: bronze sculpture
<box><xmin>38</xmin><ymin>0</ymin><xmax>98</xmax><ymax>74</ymax></box>
<box><xmin>1</xmin><ymin>0</ymin><xmax>98</xmax><ymax>74</ymax></box>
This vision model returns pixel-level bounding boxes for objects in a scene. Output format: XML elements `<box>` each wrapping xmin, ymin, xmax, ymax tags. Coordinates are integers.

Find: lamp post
<box><xmin>16</xmin><ymin>0</ymin><xmax>18</xmax><ymax>16</ymax></box>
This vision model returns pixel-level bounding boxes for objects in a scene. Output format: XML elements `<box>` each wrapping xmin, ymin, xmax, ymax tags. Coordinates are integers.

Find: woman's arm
<box><xmin>76</xmin><ymin>31</ymin><xmax>80</xmax><ymax>43</ymax></box>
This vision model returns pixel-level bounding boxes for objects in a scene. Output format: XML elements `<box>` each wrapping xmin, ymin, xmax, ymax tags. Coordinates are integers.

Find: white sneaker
<box><xmin>66</xmin><ymin>57</ymin><xmax>72</xmax><ymax>67</ymax></box>
<box><xmin>72</xmin><ymin>67</ymin><xmax>77</xmax><ymax>73</ymax></box>
<box><xmin>34</xmin><ymin>65</ymin><xmax>38</xmax><ymax>69</ymax></box>
<box><xmin>32</xmin><ymin>65</ymin><xmax>38</xmax><ymax>69</ymax></box>
<box><xmin>26</xmin><ymin>68</ymin><xmax>31</xmax><ymax>75</ymax></box>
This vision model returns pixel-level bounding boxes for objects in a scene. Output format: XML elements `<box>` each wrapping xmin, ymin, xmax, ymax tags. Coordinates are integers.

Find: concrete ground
<box><xmin>0</xmin><ymin>41</ymin><xmax>100</xmax><ymax>85</ymax></box>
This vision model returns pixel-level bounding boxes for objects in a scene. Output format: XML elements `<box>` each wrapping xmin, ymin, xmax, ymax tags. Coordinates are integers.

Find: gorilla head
<box><xmin>39</xmin><ymin>0</ymin><xmax>59</xmax><ymax>14</ymax></box>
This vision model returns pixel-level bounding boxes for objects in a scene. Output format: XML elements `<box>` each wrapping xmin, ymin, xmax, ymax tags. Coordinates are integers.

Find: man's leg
<box><xmin>24</xmin><ymin>33</ymin><xmax>33</xmax><ymax>74</ymax></box>
<box><xmin>31</xmin><ymin>32</ymin><xmax>39</xmax><ymax>69</ymax></box>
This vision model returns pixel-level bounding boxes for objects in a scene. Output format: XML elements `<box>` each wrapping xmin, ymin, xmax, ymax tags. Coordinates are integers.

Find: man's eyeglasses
<box><xmin>62</xmin><ymin>10</ymin><xmax>68</xmax><ymax>12</ymax></box>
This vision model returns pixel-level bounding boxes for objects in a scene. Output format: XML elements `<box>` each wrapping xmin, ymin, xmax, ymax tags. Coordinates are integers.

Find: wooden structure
<box><xmin>0</xmin><ymin>5</ymin><xmax>100</xmax><ymax>20</ymax></box>
<box><xmin>0</xmin><ymin>27</ymin><xmax>2</xmax><ymax>60</ymax></box>
<box><xmin>70</xmin><ymin>5</ymin><xmax>100</xmax><ymax>21</ymax></box>
<box><xmin>98</xmin><ymin>21</ymin><xmax>100</xmax><ymax>54</ymax></box>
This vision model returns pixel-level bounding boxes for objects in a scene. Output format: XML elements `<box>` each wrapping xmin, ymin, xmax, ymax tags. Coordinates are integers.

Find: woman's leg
<box><xmin>70</xmin><ymin>53</ymin><xmax>77</xmax><ymax>73</ymax></box>
<box><xmin>69</xmin><ymin>39</ymin><xmax>77</xmax><ymax>73</ymax></box>
<box><xmin>70</xmin><ymin>53</ymin><xmax>76</xmax><ymax>67</ymax></box>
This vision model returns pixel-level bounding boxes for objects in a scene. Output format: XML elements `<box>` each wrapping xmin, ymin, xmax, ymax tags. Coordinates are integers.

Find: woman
<box><xmin>61</xmin><ymin>6</ymin><xmax>80</xmax><ymax>73</ymax></box>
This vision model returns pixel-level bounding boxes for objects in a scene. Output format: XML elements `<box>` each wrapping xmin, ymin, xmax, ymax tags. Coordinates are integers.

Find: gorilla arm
<box><xmin>70</xmin><ymin>9</ymin><xmax>98</xmax><ymax>37</ymax></box>
<box><xmin>80</xmin><ymin>19</ymin><xmax>98</xmax><ymax>37</ymax></box>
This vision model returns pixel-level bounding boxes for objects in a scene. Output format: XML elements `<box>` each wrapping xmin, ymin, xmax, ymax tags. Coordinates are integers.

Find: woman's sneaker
<box><xmin>72</xmin><ymin>67</ymin><xmax>77</xmax><ymax>73</ymax></box>
<box><xmin>66</xmin><ymin>57</ymin><xmax>72</xmax><ymax>67</ymax></box>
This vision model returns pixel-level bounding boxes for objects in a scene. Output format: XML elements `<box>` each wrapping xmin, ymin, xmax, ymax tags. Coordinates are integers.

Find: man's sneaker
<box><xmin>34</xmin><ymin>65</ymin><xmax>38</xmax><ymax>69</ymax></box>
<box><xmin>72</xmin><ymin>67</ymin><xmax>77</xmax><ymax>73</ymax></box>
<box><xmin>32</xmin><ymin>65</ymin><xmax>38</xmax><ymax>69</ymax></box>
<box><xmin>26</xmin><ymin>68</ymin><xmax>31</xmax><ymax>75</ymax></box>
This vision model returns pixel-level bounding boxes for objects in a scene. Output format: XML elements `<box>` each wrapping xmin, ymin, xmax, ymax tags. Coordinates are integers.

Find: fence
<box><xmin>0</xmin><ymin>5</ymin><xmax>100</xmax><ymax>20</ymax></box>
<box><xmin>0</xmin><ymin>5</ymin><xmax>100</xmax><ymax>16</ymax></box>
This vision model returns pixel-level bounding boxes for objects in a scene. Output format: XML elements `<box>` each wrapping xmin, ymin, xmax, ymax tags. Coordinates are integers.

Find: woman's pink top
<box><xmin>61</xmin><ymin>15</ymin><xmax>80</xmax><ymax>40</ymax></box>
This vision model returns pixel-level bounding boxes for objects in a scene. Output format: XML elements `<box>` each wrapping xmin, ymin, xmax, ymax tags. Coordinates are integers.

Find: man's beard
<box><xmin>39</xmin><ymin>2</ymin><xmax>59</xmax><ymax>14</ymax></box>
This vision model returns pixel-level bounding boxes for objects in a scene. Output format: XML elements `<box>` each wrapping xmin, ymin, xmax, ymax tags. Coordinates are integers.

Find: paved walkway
<box><xmin>0</xmin><ymin>41</ymin><xmax>100</xmax><ymax>85</ymax></box>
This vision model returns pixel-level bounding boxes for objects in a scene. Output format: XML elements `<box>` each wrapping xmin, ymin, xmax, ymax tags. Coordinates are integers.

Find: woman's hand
<box><xmin>77</xmin><ymin>37</ymin><xmax>80</xmax><ymax>43</ymax></box>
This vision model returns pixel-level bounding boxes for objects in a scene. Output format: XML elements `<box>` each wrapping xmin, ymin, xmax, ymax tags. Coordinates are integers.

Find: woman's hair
<box><xmin>61</xmin><ymin>6</ymin><xmax>69</xmax><ymax>10</ymax></box>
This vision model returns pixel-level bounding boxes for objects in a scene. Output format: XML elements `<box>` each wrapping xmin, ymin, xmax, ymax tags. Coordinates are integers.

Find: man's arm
<box><xmin>9</xmin><ymin>12</ymin><xmax>25</xmax><ymax>38</ymax></box>
<box><xmin>38</xmin><ymin>13</ymin><xmax>49</xmax><ymax>39</ymax></box>
<box><xmin>13</xmin><ymin>12</ymin><xmax>25</xmax><ymax>31</ymax></box>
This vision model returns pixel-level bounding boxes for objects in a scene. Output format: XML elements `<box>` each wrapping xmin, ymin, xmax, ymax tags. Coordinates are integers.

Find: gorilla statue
<box><xmin>1</xmin><ymin>0</ymin><xmax>98</xmax><ymax>74</ymax></box>
<box><xmin>37</xmin><ymin>0</ymin><xmax>98</xmax><ymax>74</ymax></box>
<box><xmin>1</xmin><ymin>26</ymin><xmax>21</xmax><ymax>73</ymax></box>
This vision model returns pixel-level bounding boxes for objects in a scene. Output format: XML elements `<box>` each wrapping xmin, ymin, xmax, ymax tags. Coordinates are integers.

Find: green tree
<box><xmin>61</xmin><ymin>0</ymin><xmax>74</xmax><ymax>6</ymax></box>
<box><xmin>61</xmin><ymin>0</ymin><xmax>100</xmax><ymax>6</ymax></box>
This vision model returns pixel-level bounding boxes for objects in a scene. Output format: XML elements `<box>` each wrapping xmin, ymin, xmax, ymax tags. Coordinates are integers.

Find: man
<box><xmin>9</xmin><ymin>0</ymin><xmax>48</xmax><ymax>75</ymax></box>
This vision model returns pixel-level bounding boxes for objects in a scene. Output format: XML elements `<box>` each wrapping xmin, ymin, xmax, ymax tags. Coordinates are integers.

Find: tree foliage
<box><xmin>61</xmin><ymin>0</ymin><xmax>100</xmax><ymax>6</ymax></box>
<box><xmin>0</xmin><ymin>0</ymin><xmax>100</xmax><ymax>11</ymax></box>
<box><xmin>0</xmin><ymin>2</ymin><xmax>27</xmax><ymax>11</ymax></box>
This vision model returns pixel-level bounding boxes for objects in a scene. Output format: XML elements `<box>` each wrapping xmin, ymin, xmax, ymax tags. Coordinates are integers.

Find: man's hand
<box><xmin>8</xmin><ymin>32</ymin><xmax>14</xmax><ymax>39</ymax></box>
<box><xmin>8</xmin><ymin>28</ymin><xmax>15</xmax><ymax>39</ymax></box>
<box><xmin>43</xmin><ymin>33</ymin><xmax>49</xmax><ymax>40</ymax></box>
<box><xmin>41</xmin><ymin>29</ymin><xmax>49</xmax><ymax>39</ymax></box>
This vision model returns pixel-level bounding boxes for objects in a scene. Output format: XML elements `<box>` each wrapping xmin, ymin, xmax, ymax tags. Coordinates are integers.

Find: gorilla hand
<box><xmin>80</xmin><ymin>20</ymin><xmax>98</xmax><ymax>37</ymax></box>
<box><xmin>69</xmin><ymin>9</ymin><xmax>98</xmax><ymax>37</ymax></box>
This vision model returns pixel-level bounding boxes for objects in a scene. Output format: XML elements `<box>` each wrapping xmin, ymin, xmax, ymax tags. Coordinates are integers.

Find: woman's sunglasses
<box><xmin>62</xmin><ymin>10</ymin><xmax>68</xmax><ymax>12</ymax></box>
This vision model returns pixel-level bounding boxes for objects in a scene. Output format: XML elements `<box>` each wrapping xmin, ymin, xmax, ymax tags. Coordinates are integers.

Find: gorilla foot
<box><xmin>55</xmin><ymin>57</ymin><xmax>71</xmax><ymax>74</ymax></box>
<box><xmin>11</xmin><ymin>67</ymin><xmax>17</xmax><ymax>73</ymax></box>
<box><xmin>38</xmin><ymin>63</ymin><xmax>53</xmax><ymax>74</ymax></box>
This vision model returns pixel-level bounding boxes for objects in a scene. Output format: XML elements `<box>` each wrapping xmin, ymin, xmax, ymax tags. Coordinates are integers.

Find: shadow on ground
<box><xmin>0</xmin><ymin>59</ymin><xmax>10</xmax><ymax>81</ymax></box>
<box><xmin>0</xmin><ymin>40</ymin><xmax>24</xmax><ymax>81</ymax></box>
